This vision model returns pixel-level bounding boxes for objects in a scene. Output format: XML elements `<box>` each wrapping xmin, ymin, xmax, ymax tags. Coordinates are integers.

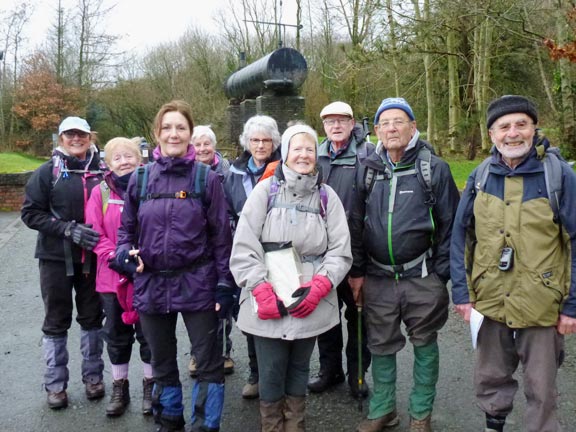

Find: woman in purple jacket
<box><xmin>115</xmin><ymin>100</ymin><xmax>235</xmax><ymax>432</ymax></box>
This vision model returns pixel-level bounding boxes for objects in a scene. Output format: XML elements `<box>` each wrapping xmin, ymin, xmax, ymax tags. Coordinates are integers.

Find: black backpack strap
<box><xmin>136</xmin><ymin>164</ymin><xmax>150</xmax><ymax>207</ymax></box>
<box><xmin>194</xmin><ymin>162</ymin><xmax>211</xmax><ymax>205</ymax></box>
<box><xmin>416</xmin><ymin>147</ymin><xmax>435</xmax><ymax>206</ymax></box>
<box><xmin>542</xmin><ymin>148</ymin><xmax>563</xmax><ymax>222</ymax></box>
<box><xmin>473</xmin><ymin>157</ymin><xmax>492</xmax><ymax>193</ymax></box>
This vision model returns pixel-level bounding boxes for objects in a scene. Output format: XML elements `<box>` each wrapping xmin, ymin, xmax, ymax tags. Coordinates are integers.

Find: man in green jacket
<box><xmin>451</xmin><ymin>95</ymin><xmax>576</xmax><ymax>432</ymax></box>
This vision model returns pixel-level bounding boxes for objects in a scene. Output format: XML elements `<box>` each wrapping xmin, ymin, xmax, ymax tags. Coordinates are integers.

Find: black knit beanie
<box><xmin>486</xmin><ymin>95</ymin><xmax>538</xmax><ymax>129</ymax></box>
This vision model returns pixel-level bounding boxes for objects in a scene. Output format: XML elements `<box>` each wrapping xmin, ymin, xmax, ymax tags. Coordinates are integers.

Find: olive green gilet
<box><xmin>467</xmin><ymin>176</ymin><xmax>570</xmax><ymax>328</ymax></box>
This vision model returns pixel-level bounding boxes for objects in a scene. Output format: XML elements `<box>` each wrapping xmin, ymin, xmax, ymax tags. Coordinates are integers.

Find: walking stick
<box><xmin>222</xmin><ymin>317</ymin><xmax>228</xmax><ymax>358</ymax></box>
<box><xmin>357</xmin><ymin>303</ymin><xmax>363</xmax><ymax>412</ymax></box>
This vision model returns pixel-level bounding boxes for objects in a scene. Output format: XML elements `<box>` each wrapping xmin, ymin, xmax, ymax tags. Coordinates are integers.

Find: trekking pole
<box><xmin>357</xmin><ymin>304</ymin><xmax>363</xmax><ymax>412</ymax></box>
<box><xmin>222</xmin><ymin>317</ymin><xmax>228</xmax><ymax>359</ymax></box>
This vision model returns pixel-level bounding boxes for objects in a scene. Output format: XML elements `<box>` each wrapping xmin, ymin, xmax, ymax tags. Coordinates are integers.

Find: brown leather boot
<box><xmin>106</xmin><ymin>379</ymin><xmax>130</xmax><ymax>416</ymax></box>
<box><xmin>85</xmin><ymin>381</ymin><xmax>105</xmax><ymax>400</ymax></box>
<box><xmin>410</xmin><ymin>415</ymin><xmax>432</xmax><ymax>432</ymax></box>
<box><xmin>284</xmin><ymin>395</ymin><xmax>305</xmax><ymax>432</ymax></box>
<box><xmin>356</xmin><ymin>410</ymin><xmax>400</xmax><ymax>432</ymax></box>
<box><xmin>260</xmin><ymin>399</ymin><xmax>285</xmax><ymax>432</ymax></box>
<box><xmin>47</xmin><ymin>390</ymin><xmax>68</xmax><ymax>409</ymax></box>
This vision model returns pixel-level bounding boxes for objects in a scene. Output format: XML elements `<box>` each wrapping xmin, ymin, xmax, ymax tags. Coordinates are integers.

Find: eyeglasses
<box><xmin>63</xmin><ymin>130</ymin><xmax>90</xmax><ymax>139</ymax></box>
<box><xmin>249</xmin><ymin>138</ymin><xmax>273</xmax><ymax>145</ymax></box>
<box><xmin>377</xmin><ymin>120</ymin><xmax>410</xmax><ymax>129</ymax></box>
<box><xmin>492</xmin><ymin>120</ymin><xmax>534</xmax><ymax>133</ymax></box>
<box><xmin>323</xmin><ymin>118</ymin><xmax>352</xmax><ymax>126</ymax></box>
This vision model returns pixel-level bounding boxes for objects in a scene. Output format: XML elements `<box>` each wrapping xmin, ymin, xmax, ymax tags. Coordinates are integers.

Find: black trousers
<box><xmin>39</xmin><ymin>259</ymin><xmax>103</xmax><ymax>336</ymax></box>
<box><xmin>315</xmin><ymin>278</ymin><xmax>371</xmax><ymax>375</ymax></box>
<box><xmin>100</xmin><ymin>292</ymin><xmax>151</xmax><ymax>365</ymax></box>
<box><xmin>139</xmin><ymin>310</ymin><xmax>224</xmax><ymax>386</ymax></box>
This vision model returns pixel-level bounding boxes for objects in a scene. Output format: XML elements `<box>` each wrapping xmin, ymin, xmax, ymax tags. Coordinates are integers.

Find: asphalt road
<box><xmin>0</xmin><ymin>212</ymin><xmax>575</xmax><ymax>432</ymax></box>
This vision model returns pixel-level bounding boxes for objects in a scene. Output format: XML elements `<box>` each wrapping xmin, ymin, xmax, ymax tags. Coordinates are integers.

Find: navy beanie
<box><xmin>486</xmin><ymin>95</ymin><xmax>538</xmax><ymax>129</ymax></box>
<box><xmin>374</xmin><ymin>97</ymin><xmax>415</xmax><ymax>125</ymax></box>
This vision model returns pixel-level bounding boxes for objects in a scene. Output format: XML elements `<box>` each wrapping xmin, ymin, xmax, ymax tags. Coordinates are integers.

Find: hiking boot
<box><xmin>223</xmin><ymin>356</ymin><xmax>234</xmax><ymax>375</ymax></box>
<box><xmin>356</xmin><ymin>410</ymin><xmax>400</xmax><ymax>432</ymax></box>
<box><xmin>189</xmin><ymin>356</ymin><xmax>198</xmax><ymax>378</ymax></box>
<box><xmin>106</xmin><ymin>379</ymin><xmax>130</xmax><ymax>417</ymax></box>
<box><xmin>85</xmin><ymin>381</ymin><xmax>105</xmax><ymax>400</ymax></box>
<box><xmin>348</xmin><ymin>374</ymin><xmax>369</xmax><ymax>399</ymax></box>
<box><xmin>410</xmin><ymin>415</ymin><xmax>432</xmax><ymax>432</ymax></box>
<box><xmin>142</xmin><ymin>377</ymin><xmax>154</xmax><ymax>415</ymax></box>
<box><xmin>241</xmin><ymin>372</ymin><xmax>259</xmax><ymax>399</ymax></box>
<box><xmin>307</xmin><ymin>369</ymin><xmax>345</xmax><ymax>393</ymax></box>
<box><xmin>47</xmin><ymin>390</ymin><xmax>68</xmax><ymax>409</ymax></box>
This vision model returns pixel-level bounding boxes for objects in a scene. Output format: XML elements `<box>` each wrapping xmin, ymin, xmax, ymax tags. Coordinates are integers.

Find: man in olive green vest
<box><xmin>451</xmin><ymin>95</ymin><xmax>576</xmax><ymax>432</ymax></box>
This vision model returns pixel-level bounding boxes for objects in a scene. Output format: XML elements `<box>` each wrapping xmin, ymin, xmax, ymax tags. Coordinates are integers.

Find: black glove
<box><xmin>109</xmin><ymin>249</ymin><xmax>138</xmax><ymax>278</ymax></box>
<box><xmin>65</xmin><ymin>221</ymin><xmax>100</xmax><ymax>250</ymax></box>
<box><xmin>215</xmin><ymin>284</ymin><xmax>238</xmax><ymax>319</ymax></box>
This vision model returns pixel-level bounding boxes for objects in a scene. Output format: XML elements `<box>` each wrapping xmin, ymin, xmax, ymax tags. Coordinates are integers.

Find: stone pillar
<box><xmin>226</xmin><ymin>104</ymin><xmax>242</xmax><ymax>149</ymax></box>
<box><xmin>256</xmin><ymin>95</ymin><xmax>306</xmax><ymax>133</ymax></box>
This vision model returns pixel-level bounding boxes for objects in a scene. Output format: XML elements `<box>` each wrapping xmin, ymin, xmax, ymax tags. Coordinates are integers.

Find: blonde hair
<box><xmin>104</xmin><ymin>137</ymin><xmax>142</xmax><ymax>166</ymax></box>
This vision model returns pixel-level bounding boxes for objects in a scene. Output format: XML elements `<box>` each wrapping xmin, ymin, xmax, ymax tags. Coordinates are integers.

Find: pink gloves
<box><xmin>288</xmin><ymin>275</ymin><xmax>332</xmax><ymax>318</ymax></box>
<box><xmin>252</xmin><ymin>282</ymin><xmax>288</xmax><ymax>320</ymax></box>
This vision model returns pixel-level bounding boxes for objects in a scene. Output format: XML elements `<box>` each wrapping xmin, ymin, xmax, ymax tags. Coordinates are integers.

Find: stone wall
<box><xmin>0</xmin><ymin>172</ymin><xmax>32</xmax><ymax>211</ymax></box>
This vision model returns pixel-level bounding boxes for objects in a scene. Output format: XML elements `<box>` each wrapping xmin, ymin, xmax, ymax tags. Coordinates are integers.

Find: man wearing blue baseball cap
<box><xmin>349</xmin><ymin>98</ymin><xmax>460</xmax><ymax>431</ymax></box>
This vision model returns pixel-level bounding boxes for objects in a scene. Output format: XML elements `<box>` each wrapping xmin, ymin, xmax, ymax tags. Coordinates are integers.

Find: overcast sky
<box><xmin>3</xmin><ymin>0</ymin><xmax>299</xmax><ymax>56</ymax></box>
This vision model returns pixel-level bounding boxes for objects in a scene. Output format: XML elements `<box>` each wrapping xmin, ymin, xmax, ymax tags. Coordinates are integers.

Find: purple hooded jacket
<box><xmin>117</xmin><ymin>145</ymin><xmax>234</xmax><ymax>314</ymax></box>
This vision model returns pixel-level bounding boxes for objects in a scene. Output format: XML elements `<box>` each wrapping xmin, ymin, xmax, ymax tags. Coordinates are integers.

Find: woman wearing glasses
<box><xmin>224</xmin><ymin>115</ymin><xmax>282</xmax><ymax>399</ymax></box>
<box><xmin>21</xmin><ymin>116</ymin><xmax>107</xmax><ymax>410</ymax></box>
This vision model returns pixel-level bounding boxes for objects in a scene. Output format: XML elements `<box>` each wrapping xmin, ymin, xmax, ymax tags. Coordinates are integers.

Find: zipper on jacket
<box><xmin>387</xmin><ymin>175</ymin><xmax>398</xmax><ymax>279</ymax></box>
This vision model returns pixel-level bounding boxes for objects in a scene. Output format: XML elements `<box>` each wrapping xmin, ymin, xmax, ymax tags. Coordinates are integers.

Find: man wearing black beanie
<box><xmin>451</xmin><ymin>95</ymin><xmax>576</xmax><ymax>432</ymax></box>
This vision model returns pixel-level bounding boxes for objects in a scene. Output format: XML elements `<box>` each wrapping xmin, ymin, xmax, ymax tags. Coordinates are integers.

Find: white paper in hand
<box><xmin>264</xmin><ymin>247</ymin><xmax>302</xmax><ymax>308</ymax></box>
<box><xmin>470</xmin><ymin>308</ymin><xmax>484</xmax><ymax>349</ymax></box>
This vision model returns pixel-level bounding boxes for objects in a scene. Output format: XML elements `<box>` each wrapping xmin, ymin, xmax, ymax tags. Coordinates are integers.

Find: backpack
<box><xmin>134</xmin><ymin>161</ymin><xmax>211</xmax><ymax>208</ymax></box>
<box><xmin>99</xmin><ymin>181</ymin><xmax>125</xmax><ymax>214</ymax></box>
<box><xmin>51</xmin><ymin>153</ymin><xmax>106</xmax><ymax>187</ymax></box>
<box><xmin>364</xmin><ymin>146</ymin><xmax>435</xmax><ymax>207</ymax></box>
<box><xmin>267</xmin><ymin>175</ymin><xmax>329</xmax><ymax>221</ymax></box>
<box><xmin>473</xmin><ymin>145</ymin><xmax>563</xmax><ymax>222</ymax></box>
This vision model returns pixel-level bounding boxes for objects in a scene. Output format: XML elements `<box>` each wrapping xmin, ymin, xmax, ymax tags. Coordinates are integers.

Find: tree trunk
<box><xmin>386</xmin><ymin>0</ymin><xmax>400</xmax><ymax>97</ymax></box>
<box><xmin>447</xmin><ymin>29</ymin><xmax>461</xmax><ymax>152</ymax></box>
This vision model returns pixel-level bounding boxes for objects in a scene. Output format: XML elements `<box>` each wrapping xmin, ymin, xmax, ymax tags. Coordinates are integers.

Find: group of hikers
<box><xmin>20</xmin><ymin>95</ymin><xmax>576</xmax><ymax>432</ymax></box>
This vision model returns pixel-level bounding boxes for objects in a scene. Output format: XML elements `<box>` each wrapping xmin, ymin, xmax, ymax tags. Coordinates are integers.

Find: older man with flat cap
<box><xmin>350</xmin><ymin>97</ymin><xmax>459</xmax><ymax>432</ymax></box>
<box><xmin>307</xmin><ymin>101</ymin><xmax>374</xmax><ymax>399</ymax></box>
<box><xmin>451</xmin><ymin>95</ymin><xmax>576</xmax><ymax>432</ymax></box>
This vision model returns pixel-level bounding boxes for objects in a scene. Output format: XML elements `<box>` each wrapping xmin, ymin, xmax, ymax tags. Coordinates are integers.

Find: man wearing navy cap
<box><xmin>451</xmin><ymin>95</ymin><xmax>576</xmax><ymax>432</ymax></box>
<box><xmin>350</xmin><ymin>97</ymin><xmax>460</xmax><ymax>431</ymax></box>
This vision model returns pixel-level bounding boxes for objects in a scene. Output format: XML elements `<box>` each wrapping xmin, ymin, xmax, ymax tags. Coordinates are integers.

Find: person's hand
<box><xmin>128</xmin><ymin>249</ymin><xmax>144</xmax><ymax>273</ymax></box>
<box><xmin>65</xmin><ymin>221</ymin><xmax>100</xmax><ymax>250</ymax></box>
<box><xmin>557</xmin><ymin>314</ymin><xmax>576</xmax><ymax>335</ymax></box>
<box><xmin>252</xmin><ymin>282</ymin><xmax>287</xmax><ymax>320</ymax></box>
<box><xmin>215</xmin><ymin>284</ymin><xmax>237</xmax><ymax>319</ymax></box>
<box><xmin>348</xmin><ymin>276</ymin><xmax>364</xmax><ymax>305</ymax></box>
<box><xmin>454</xmin><ymin>303</ymin><xmax>474</xmax><ymax>322</ymax></box>
<box><xmin>109</xmin><ymin>249</ymin><xmax>138</xmax><ymax>277</ymax></box>
<box><xmin>288</xmin><ymin>275</ymin><xmax>332</xmax><ymax>319</ymax></box>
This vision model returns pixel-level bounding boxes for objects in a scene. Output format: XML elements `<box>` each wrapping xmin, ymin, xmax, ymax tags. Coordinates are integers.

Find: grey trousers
<box><xmin>363</xmin><ymin>273</ymin><xmax>448</xmax><ymax>355</ymax></box>
<box><xmin>475</xmin><ymin>318</ymin><xmax>564</xmax><ymax>432</ymax></box>
<box><xmin>253</xmin><ymin>336</ymin><xmax>316</xmax><ymax>402</ymax></box>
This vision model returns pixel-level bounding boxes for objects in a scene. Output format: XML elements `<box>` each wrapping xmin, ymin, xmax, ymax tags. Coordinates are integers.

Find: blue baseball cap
<box><xmin>374</xmin><ymin>97</ymin><xmax>415</xmax><ymax>125</ymax></box>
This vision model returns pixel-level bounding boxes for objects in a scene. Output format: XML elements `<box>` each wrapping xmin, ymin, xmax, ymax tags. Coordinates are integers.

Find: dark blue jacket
<box><xmin>350</xmin><ymin>137</ymin><xmax>459</xmax><ymax>281</ymax></box>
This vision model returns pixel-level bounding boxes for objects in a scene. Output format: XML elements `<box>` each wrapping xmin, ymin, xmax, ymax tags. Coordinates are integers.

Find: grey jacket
<box><xmin>230</xmin><ymin>165</ymin><xmax>352</xmax><ymax>340</ymax></box>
